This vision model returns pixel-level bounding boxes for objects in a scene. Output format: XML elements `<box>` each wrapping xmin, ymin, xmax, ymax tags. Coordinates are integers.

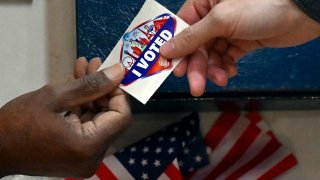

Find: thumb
<box><xmin>51</xmin><ymin>63</ymin><xmax>125</xmax><ymax>112</ymax></box>
<box><xmin>160</xmin><ymin>8</ymin><xmax>224</xmax><ymax>59</ymax></box>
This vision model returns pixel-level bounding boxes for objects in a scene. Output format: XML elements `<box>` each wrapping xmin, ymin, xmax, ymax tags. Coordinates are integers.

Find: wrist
<box><xmin>293</xmin><ymin>0</ymin><xmax>320</xmax><ymax>23</ymax></box>
<box><xmin>288</xmin><ymin>0</ymin><xmax>320</xmax><ymax>38</ymax></box>
<box><xmin>292</xmin><ymin>0</ymin><xmax>320</xmax><ymax>35</ymax></box>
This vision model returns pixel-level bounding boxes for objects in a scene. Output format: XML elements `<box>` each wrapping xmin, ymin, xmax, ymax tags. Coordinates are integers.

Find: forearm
<box><xmin>293</xmin><ymin>0</ymin><xmax>320</xmax><ymax>23</ymax></box>
<box><xmin>0</xmin><ymin>113</ymin><xmax>10</xmax><ymax>177</ymax></box>
<box><xmin>0</xmin><ymin>105</ymin><xmax>18</xmax><ymax>177</ymax></box>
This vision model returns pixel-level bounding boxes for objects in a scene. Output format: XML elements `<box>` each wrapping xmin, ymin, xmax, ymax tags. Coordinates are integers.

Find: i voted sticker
<box><xmin>99</xmin><ymin>0</ymin><xmax>189</xmax><ymax>104</ymax></box>
<box><xmin>121</xmin><ymin>13</ymin><xmax>176</xmax><ymax>86</ymax></box>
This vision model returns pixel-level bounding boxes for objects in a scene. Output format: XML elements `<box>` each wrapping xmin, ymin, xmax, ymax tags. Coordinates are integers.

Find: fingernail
<box><xmin>92</xmin><ymin>57</ymin><xmax>102</xmax><ymax>63</ymax></box>
<box><xmin>78</xmin><ymin>56</ymin><xmax>87</xmax><ymax>61</ymax></box>
<box><xmin>103</xmin><ymin>63</ymin><xmax>124</xmax><ymax>80</ymax></box>
<box><xmin>160</xmin><ymin>41</ymin><xmax>175</xmax><ymax>57</ymax></box>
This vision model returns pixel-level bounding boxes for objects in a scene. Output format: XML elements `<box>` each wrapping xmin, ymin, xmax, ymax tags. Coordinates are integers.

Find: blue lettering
<box><xmin>122</xmin><ymin>15</ymin><xmax>176</xmax><ymax>85</ymax></box>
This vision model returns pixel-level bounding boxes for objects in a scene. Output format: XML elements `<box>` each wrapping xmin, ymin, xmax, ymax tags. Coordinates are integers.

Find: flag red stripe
<box><xmin>246</xmin><ymin>112</ymin><xmax>262</xmax><ymax>124</ymax></box>
<box><xmin>225</xmin><ymin>133</ymin><xmax>281</xmax><ymax>179</ymax></box>
<box><xmin>164</xmin><ymin>163</ymin><xmax>183</xmax><ymax>180</ymax></box>
<box><xmin>257</xmin><ymin>154</ymin><xmax>298</xmax><ymax>180</ymax></box>
<box><xmin>204</xmin><ymin>112</ymin><xmax>241</xmax><ymax>150</ymax></box>
<box><xmin>204</xmin><ymin>124</ymin><xmax>261</xmax><ymax>180</ymax></box>
<box><xmin>96</xmin><ymin>163</ymin><xmax>118</xmax><ymax>180</ymax></box>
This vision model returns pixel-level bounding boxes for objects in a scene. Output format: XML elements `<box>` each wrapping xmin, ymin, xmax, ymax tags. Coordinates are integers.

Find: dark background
<box><xmin>76</xmin><ymin>0</ymin><xmax>320</xmax><ymax>110</ymax></box>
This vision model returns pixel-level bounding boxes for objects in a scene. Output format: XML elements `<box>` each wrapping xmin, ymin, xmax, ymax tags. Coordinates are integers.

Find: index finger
<box><xmin>91</xmin><ymin>88</ymin><xmax>132</xmax><ymax>141</ymax></box>
<box><xmin>177</xmin><ymin>0</ymin><xmax>201</xmax><ymax>25</ymax></box>
<box><xmin>178</xmin><ymin>0</ymin><xmax>220</xmax><ymax>24</ymax></box>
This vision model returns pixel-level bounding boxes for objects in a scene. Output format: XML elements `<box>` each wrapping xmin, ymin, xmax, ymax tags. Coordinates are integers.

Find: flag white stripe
<box><xmin>158</xmin><ymin>173</ymin><xmax>171</xmax><ymax>180</ymax></box>
<box><xmin>256</xmin><ymin>120</ymin><xmax>270</xmax><ymax>132</ymax></box>
<box><xmin>216</xmin><ymin>132</ymin><xmax>271</xmax><ymax>180</ymax></box>
<box><xmin>103</xmin><ymin>155</ymin><xmax>135</xmax><ymax>180</ymax></box>
<box><xmin>87</xmin><ymin>175</ymin><xmax>99</xmax><ymax>180</ymax></box>
<box><xmin>172</xmin><ymin>158</ymin><xmax>179</xmax><ymax>169</ymax></box>
<box><xmin>239</xmin><ymin>146</ymin><xmax>290</xmax><ymax>179</ymax></box>
<box><xmin>191</xmin><ymin>116</ymin><xmax>250</xmax><ymax>180</ymax></box>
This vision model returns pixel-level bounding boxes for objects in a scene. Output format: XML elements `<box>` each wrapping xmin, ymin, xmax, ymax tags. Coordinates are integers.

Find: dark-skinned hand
<box><xmin>0</xmin><ymin>57</ymin><xmax>131</xmax><ymax>178</ymax></box>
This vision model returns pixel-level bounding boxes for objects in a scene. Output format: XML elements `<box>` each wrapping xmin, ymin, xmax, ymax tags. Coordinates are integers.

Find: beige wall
<box><xmin>0</xmin><ymin>0</ymin><xmax>75</xmax><ymax>107</ymax></box>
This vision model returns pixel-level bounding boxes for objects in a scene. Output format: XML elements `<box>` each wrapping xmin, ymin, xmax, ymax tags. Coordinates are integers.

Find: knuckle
<box><xmin>116</xmin><ymin>95</ymin><xmax>132</xmax><ymax>130</ymax></box>
<box><xmin>107</xmin><ymin>112</ymin><xmax>132</xmax><ymax>137</ymax></box>
<box><xmin>118</xmin><ymin>112</ymin><xmax>133</xmax><ymax>132</ymax></box>
<box><xmin>207</xmin><ymin>10</ymin><xmax>224</xmax><ymax>29</ymax></box>
<box><xmin>39</xmin><ymin>84</ymin><xmax>76</xmax><ymax>110</ymax></box>
<box><xmin>123</xmin><ymin>114</ymin><xmax>133</xmax><ymax>129</ymax></box>
<box><xmin>181</xmin><ymin>27</ymin><xmax>197</xmax><ymax>45</ymax></box>
<box><xmin>37</xmin><ymin>85</ymin><xmax>60</xmax><ymax>106</ymax></box>
<box><xmin>81</xmin><ymin>72</ymin><xmax>108</xmax><ymax>90</ymax></box>
<box><xmin>82</xmin><ymin>122</ymin><xmax>99</xmax><ymax>137</ymax></box>
<box><xmin>207</xmin><ymin>4</ymin><xmax>236</xmax><ymax>37</ymax></box>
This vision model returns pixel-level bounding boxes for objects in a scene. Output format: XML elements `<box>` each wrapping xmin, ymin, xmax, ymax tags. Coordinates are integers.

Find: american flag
<box><xmin>189</xmin><ymin>112</ymin><xmax>298</xmax><ymax>180</ymax></box>
<box><xmin>67</xmin><ymin>113</ymin><xmax>209</xmax><ymax>180</ymax></box>
<box><xmin>66</xmin><ymin>112</ymin><xmax>297</xmax><ymax>180</ymax></box>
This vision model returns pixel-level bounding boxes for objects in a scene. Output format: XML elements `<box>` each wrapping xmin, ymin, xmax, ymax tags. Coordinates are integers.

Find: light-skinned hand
<box><xmin>161</xmin><ymin>0</ymin><xmax>320</xmax><ymax>96</ymax></box>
